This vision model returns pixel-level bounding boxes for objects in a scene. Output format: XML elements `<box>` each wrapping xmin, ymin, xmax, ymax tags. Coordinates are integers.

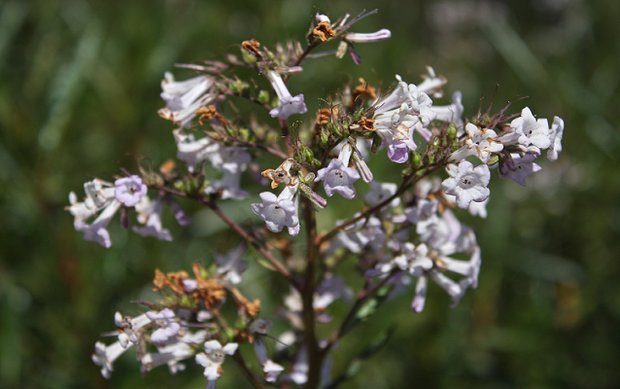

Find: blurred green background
<box><xmin>1</xmin><ymin>0</ymin><xmax>619</xmax><ymax>387</ymax></box>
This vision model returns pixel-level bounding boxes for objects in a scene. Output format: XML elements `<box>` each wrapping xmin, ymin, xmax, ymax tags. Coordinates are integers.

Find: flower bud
<box><xmin>257</xmin><ymin>90</ymin><xmax>270</xmax><ymax>105</ymax></box>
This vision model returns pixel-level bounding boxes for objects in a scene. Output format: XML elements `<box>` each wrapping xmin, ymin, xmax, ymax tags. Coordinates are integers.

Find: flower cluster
<box><xmin>92</xmin><ymin>254</ymin><xmax>284</xmax><ymax>386</ymax></box>
<box><xmin>68</xmin><ymin>10</ymin><xmax>565</xmax><ymax>388</ymax></box>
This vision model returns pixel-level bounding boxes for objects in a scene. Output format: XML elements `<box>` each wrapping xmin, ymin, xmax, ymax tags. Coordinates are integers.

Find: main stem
<box><xmin>302</xmin><ymin>196</ymin><xmax>321</xmax><ymax>389</ymax></box>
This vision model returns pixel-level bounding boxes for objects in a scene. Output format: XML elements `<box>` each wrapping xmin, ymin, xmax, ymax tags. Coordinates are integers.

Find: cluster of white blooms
<box><xmin>92</xmin><ymin>309</ymin><xmax>200</xmax><ymax>379</ymax></box>
<box><xmin>69</xmin><ymin>9</ymin><xmax>566</xmax><ymax>388</ymax></box>
<box><xmin>67</xmin><ymin>175</ymin><xmax>188</xmax><ymax>247</ymax></box>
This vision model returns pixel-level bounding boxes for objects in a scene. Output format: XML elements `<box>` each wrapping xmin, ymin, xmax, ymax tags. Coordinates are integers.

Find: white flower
<box><xmin>393</xmin><ymin>243</ymin><xmax>433</xmax><ymax>276</ymax></box>
<box><xmin>511</xmin><ymin>107</ymin><xmax>551</xmax><ymax>150</ymax></box>
<box><xmin>428</xmin><ymin>271</ymin><xmax>467</xmax><ymax>306</ymax></box>
<box><xmin>441</xmin><ymin>160</ymin><xmax>490</xmax><ymax>209</ymax></box>
<box><xmin>430</xmin><ymin>91</ymin><xmax>463</xmax><ymax>128</ymax></box>
<box><xmin>114</xmin><ymin>312</ymin><xmax>152</xmax><ymax>348</ymax></box>
<box><xmin>173</xmin><ymin>129</ymin><xmax>219</xmax><ymax>173</ymax></box>
<box><xmin>364</xmin><ymin>181</ymin><xmax>400</xmax><ymax>208</ymax></box>
<box><xmin>195</xmin><ymin>340</ymin><xmax>238</xmax><ymax>381</ymax></box>
<box><xmin>436</xmin><ymin>247</ymin><xmax>482</xmax><ymax>289</ymax></box>
<box><xmin>265</xmin><ymin>70</ymin><xmax>307</xmax><ymax>120</ymax></box>
<box><xmin>313</xmin><ymin>275</ymin><xmax>352</xmax><ymax>311</ymax></box>
<box><xmin>146</xmin><ymin>308</ymin><xmax>180</xmax><ymax>346</ymax></box>
<box><xmin>251</xmin><ymin>185</ymin><xmax>300</xmax><ymax>235</ymax></box>
<box><xmin>141</xmin><ymin>331</ymin><xmax>207</xmax><ymax>374</ymax></box>
<box><xmin>208</xmin><ymin>146</ymin><xmax>251</xmax><ymax>175</ymax></box>
<box><xmin>67</xmin><ymin>178</ymin><xmax>124</xmax><ymax>248</ymax></box>
<box><xmin>417</xmin><ymin>209</ymin><xmax>477</xmax><ymax>255</ymax></box>
<box><xmin>411</xmin><ymin>276</ymin><xmax>428</xmax><ymax>313</ymax></box>
<box><xmin>335</xmin><ymin>215</ymin><xmax>385</xmax><ymax>254</ymax></box>
<box><xmin>133</xmin><ymin>196</ymin><xmax>173</xmax><ymax>241</ymax></box>
<box><xmin>92</xmin><ymin>341</ymin><xmax>127</xmax><ymax>379</ymax></box>
<box><xmin>214</xmin><ymin>244</ymin><xmax>248</xmax><ymax>285</ymax></box>
<box><xmin>315</xmin><ymin>13</ymin><xmax>330</xmax><ymax>23</ymax></box>
<box><xmin>283</xmin><ymin>276</ymin><xmax>351</xmax><ymax>324</ymax></box>
<box><xmin>205</xmin><ymin>171</ymin><xmax>249</xmax><ymax>200</ymax></box>
<box><xmin>373</xmin><ymin>75</ymin><xmax>436</xmax><ymax>162</ymax></box>
<box><xmin>450</xmin><ymin>123</ymin><xmax>503</xmax><ymax>163</ymax></box>
<box><xmin>73</xmin><ymin>201</ymin><xmax>121</xmax><ymax>248</ymax></box>
<box><xmin>417</xmin><ymin>67</ymin><xmax>447</xmax><ymax>98</ymax></box>
<box><xmin>264</xmin><ymin>360</ymin><xmax>285</xmax><ymax>383</ymax></box>
<box><xmin>159</xmin><ymin>72</ymin><xmax>215</xmax><ymax>128</ymax></box>
<box><xmin>547</xmin><ymin>116</ymin><xmax>564</xmax><ymax>161</ymax></box>
<box><xmin>344</xmin><ymin>29</ymin><xmax>391</xmax><ymax>42</ymax></box>
<box><xmin>404</xmin><ymin>199</ymin><xmax>438</xmax><ymax>224</ymax></box>
<box><xmin>467</xmin><ymin>197</ymin><xmax>488</xmax><ymax>218</ymax></box>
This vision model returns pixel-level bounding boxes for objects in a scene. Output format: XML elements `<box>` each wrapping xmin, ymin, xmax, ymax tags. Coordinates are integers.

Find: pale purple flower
<box><xmin>374</xmin><ymin>75</ymin><xmax>419</xmax><ymax>115</ymax></box>
<box><xmin>205</xmin><ymin>171</ymin><xmax>249</xmax><ymax>200</ymax></box>
<box><xmin>417</xmin><ymin>67</ymin><xmax>447</xmax><ymax>98</ymax></box>
<box><xmin>197</xmin><ymin>310</ymin><xmax>213</xmax><ymax>322</ymax></box>
<box><xmin>315</xmin><ymin>13</ymin><xmax>331</xmax><ymax>23</ymax></box>
<box><xmin>417</xmin><ymin>209</ymin><xmax>477</xmax><ymax>255</ymax></box>
<box><xmin>500</xmin><ymin>152</ymin><xmax>542</xmax><ymax>186</ymax></box>
<box><xmin>133</xmin><ymin>196</ymin><xmax>172</xmax><ymax>241</ymax></box>
<box><xmin>264</xmin><ymin>359</ymin><xmax>285</xmax><ymax>383</ymax></box>
<box><xmin>404</xmin><ymin>199</ymin><xmax>438</xmax><ymax>224</ymax></box>
<box><xmin>387</xmin><ymin>140</ymin><xmax>412</xmax><ymax>164</ymax></box>
<box><xmin>441</xmin><ymin>160</ymin><xmax>490</xmax><ymax>209</ymax></box>
<box><xmin>547</xmin><ymin>116</ymin><xmax>564</xmax><ymax>161</ymax></box>
<box><xmin>373</xmin><ymin>75</ymin><xmax>436</xmax><ymax>162</ymax></box>
<box><xmin>429</xmin><ymin>271</ymin><xmax>467</xmax><ymax>306</ymax></box>
<box><xmin>141</xmin><ymin>331</ymin><xmax>207</xmax><ymax>374</ymax></box>
<box><xmin>173</xmin><ymin>129</ymin><xmax>219</xmax><ymax>173</ymax></box>
<box><xmin>251</xmin><ymin>185</ymin><xmax>300</xmax><ymax>235</ymax></box>
<box><xmin>251</xmin><ymin>331</ymin><xmax>285</xmax><ymax>383</ymax></box>
<box><xmin>335</xmin><ymin>215</ymin><xmax>385</xmax><ymax>254</ymax></box>
<box><xmin>333</xmin><ymin>142</ymin><xmax>373</xmax><ymax>183</ymax></box>
<box><xmin>168</xmin><ymin>197</ymin><xmax>190</xmax><ymax>226</ymax></box>
<box><xmin>364</xmin><ymin>181</ymin><xmax>400</xmax><ymax>208</ymax></box>
<box><xmin>208</xmin><ymin>146</ymin><xmax>251</xmax><ymax>175</ymax></box>
<box><xmin>68</xmin><ymin>178</ymin><xmax>124</xmax><ymax>247</ymax></box>
<box><xmin>74</xmin><ymin>216</ymin><xmax>114</xmax><ymax>248</ymax></box>
<box><xmin>182</xmin><ymin>279</ymin><xmax>198</xmax><ymax>292</ymax></box>
<box><xmin>114</xmin><ymin>175</ymin><xmax>147</xmax><ymax>207</ymax></box>
<box><xmin>315</xmin><ymin>158</ymin><xmax>360</xmax><ymax>199</ymax></box>
<box><xmin>289</xmin><ymin>349</ymin><xmax>309</xmax><ymax>385</ymax></box>
<box><xmin>141</xmin><ymin>342</ymin><xmax>192</xmax><ymax>374</ymax></box>
<box><xmin>393</xmin><ymin>243</ymin><xmax>433</xmax><ymax>276</ymax></box>
<box><xmin>283</xmin><ymin>276</ymin><xmax>351</xmax><ymax>324</ymax></box>
<box><xmin>146</xmin><ymin>308</ymin><xmax>180</xmax><ymax>346</ymax></box>
<box><xmin>195</xmin><ymin>340</ymin><xmax>238</xmax><ymax>381</ymax></box>
<box><xmin>214</xmin><ymin>244</ymin><xmax>248</xmax><ymax>285</ymax></box>
<box><xmin>411</xmin><ymin>276</ymin><xmax>428</xmax><ymax>313</ymax></box>
<box><xmin>430</xmin><ymin>91</ymin><xmax>463</xmax><ymax>128</ymax></box>
<box><xmin>351</xmin><ymin>147</ymin><xmax>373</xmax><ymax>183</ymax></box>
<box><xmin>265</xmin><ymin>70</ymin><xmax>307</xmax><ymax>120</ymax></box>
<box><xmin>436</xmin><ymin>248</ymin><xmax>482</xmax><ymax>289</ymax></box>
<box><xmin>74</xmin><ymin>199</ymin><xmax>121</xmax><ymax>248</ymax></box>
<box><xmin>314</xmin><ymin>275</ymin><xmax>352</xmax><ymax>311</ymax></box>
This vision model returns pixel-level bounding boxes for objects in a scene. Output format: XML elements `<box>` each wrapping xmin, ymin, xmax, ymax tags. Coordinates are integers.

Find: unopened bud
<box><xmin>257</xmin><ymin>90</ymin><xmax>270</xmax><ymax>105</ymax></box>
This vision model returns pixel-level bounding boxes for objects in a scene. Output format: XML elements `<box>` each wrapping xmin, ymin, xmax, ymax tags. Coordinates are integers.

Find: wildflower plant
<box><xmin>67</xmin><ymin>10</ymin><xmax>565</xmax><ymax>388</ymax></box>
